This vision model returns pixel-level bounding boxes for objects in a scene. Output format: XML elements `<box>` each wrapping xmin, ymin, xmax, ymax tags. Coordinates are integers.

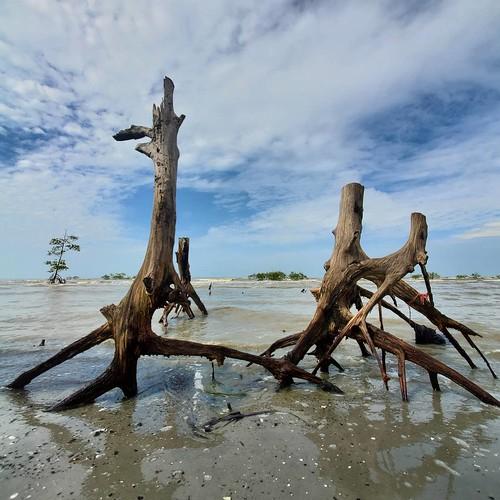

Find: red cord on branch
<box><xmin>409</xmin><ymin>292</ymin><xmax>429</xmax><ymax>305</ymax></box>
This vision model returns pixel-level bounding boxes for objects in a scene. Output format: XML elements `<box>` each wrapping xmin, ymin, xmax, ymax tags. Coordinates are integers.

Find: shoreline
<box><xmin>1</xmin><ymin>280</ymin><xmax>499</xmax><ymax>499</ymax></box>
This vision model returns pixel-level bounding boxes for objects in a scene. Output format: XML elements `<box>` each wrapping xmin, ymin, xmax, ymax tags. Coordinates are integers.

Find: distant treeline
<box><xmin>411</xmin><ymin>272</ymin><xmax>499</xmax><ymax>280</ymax></box>
<box><xmin>454</xmin><ymin>273</ymin><xmax>500</xmax><ymax>280</ymax></box>
<box><xmin>411</xmin><ymin>272</ymin><xmax>441</xmax><ymax>279</ymax></box>
<box><xmin>248</xmin><ymin>271</ymin><xmax>308</xmax><ymax>281</ymax></box>
<box><xmin>101</xmin><ymin>272</ymin><xmax>135</xmax><ymax>280</ymax></box>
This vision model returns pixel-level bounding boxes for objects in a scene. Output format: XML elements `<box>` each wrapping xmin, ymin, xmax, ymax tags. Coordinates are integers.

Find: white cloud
<box><xmin>460</xmin><ymin>221</ymin><xmax>500</xmax><ymax>239</ymax></box>
<box><xmin>0</xmin><ymin>0</ymin><xmax>500</xmax><ymax>277</ymax></box>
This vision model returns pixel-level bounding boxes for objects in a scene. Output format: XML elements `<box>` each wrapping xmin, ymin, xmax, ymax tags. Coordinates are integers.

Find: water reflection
<box><xmin>1</xmin><ymin>279</ymin><xmax>500</xmax><ymax>499</ymax></box>
<box><xmin>3</xmin><ymin>357</ymin><xmax>500</xmax><ymax>500</ymax></box>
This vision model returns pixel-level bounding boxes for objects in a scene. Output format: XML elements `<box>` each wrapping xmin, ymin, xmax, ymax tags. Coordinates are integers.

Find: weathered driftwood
<box><xmin>8</xmin><ymin>77</ymin><xmax>339</xmax><ymax>410</ymax></box>
<box><xmin>260</xmin><ymin>183</ymin><xmax>498</xmax><ymax>405</ymax></box>
<box><xmin>8</xmin><ymin>79</ymin><xmax>498</xmax><ymax>410</ymax></box>
<box><xmin>160</xmin><ymin>237</ymin><xmax>207</xmax><ymax>324</ymax></box>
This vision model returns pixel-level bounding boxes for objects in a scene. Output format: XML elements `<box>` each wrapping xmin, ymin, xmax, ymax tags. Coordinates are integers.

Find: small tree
<box><xmin>45</xmin><ymin>232</ymin><xmax>80</xmax><ymax>284</ymax></box>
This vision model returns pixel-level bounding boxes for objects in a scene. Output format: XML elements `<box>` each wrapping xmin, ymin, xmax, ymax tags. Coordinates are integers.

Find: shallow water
<box><xmin>0</xmin><ymin>279</ymin><xmax>499</xmax><ymax>499</ymax></box>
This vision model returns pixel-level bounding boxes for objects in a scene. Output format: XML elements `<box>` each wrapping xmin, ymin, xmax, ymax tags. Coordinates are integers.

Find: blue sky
<box><xmin>1</xmin><ymin>0</ymin><xmax>500</xmax><ymax>279</ymax></box>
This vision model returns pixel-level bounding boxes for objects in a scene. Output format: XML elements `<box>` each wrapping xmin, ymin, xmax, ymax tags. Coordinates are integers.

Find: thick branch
<box><xmin>113</xmin><ymin>125</ymin><xmax>153</xmax><ymax>141</ymax></box>
<box><xmin>49</xmin><ymin>367</ymin><xmax>117</xmax><ymax>411</ymax></box>
<box><xmin>8</xmin><ymin>324</ymin><xmax>112</xmax><ymax>389</ymax></box>
<box><xmin>143</xmin><ymin>335</ymin><xmax>343</xmax><ymax>393</ymax></box>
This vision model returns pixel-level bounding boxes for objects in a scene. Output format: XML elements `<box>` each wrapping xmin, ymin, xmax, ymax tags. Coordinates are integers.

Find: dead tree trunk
<box><xmin>8</xmin><ymin>77</ymin><xmax>338</xmax><ymax>410</ymax></box>
<box><xmin>8</xmin><ymin>80</ymin><xmax>497</xmax><ymax>409</ymax></box>
<box><xmin>261</xmin><ymin>183</ymin><xmax>498</xmax><ymax>405</ymax></box>
<box><xmin>160</xmin><ymin>237</ymin><xmax>207</xmax><ymax>324</ymax></box>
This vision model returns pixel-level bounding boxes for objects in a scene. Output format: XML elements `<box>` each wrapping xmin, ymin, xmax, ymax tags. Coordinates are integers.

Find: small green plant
<box><xmin>456</xmin><ymin>274</ymin><xmax>468</xmax><ymax>280</ymax></box>
<box><xmin>428</xmin><ymin>272</ymin><xmax>441</xmax><ymax>280</ymax></box>
<box><xmin>248</xmin><ymin>271</ymin><xmax>308</xmax><ymax>281</ymax></box>
<box><xmin>45</xmin><ymin>232</ymin><xmax>80</xmax><ymax>284</ymax></box>
<box><xmin>411</xmin><ymin>274</ymin><xmax>422</xmax><ymax>279</ymax></box>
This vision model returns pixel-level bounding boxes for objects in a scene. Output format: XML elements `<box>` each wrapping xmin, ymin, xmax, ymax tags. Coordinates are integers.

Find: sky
<box><xmin>1</xmin><ymin>0</ymin><xmax>500</xmax><ymax>279</ymax></box>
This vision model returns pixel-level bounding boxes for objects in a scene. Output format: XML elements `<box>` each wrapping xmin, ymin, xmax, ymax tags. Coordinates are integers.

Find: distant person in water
<box><xmin>208</xmin><ymin>282</ymin><xmax>212</xmax><ymax>296</ymax></box>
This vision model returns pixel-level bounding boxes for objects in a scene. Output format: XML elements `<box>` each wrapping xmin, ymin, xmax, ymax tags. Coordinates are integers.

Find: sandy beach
<box><xmin>1</xmin><ymin>279</ymin><xmax>499</xmax><ymax>499</ymax></box>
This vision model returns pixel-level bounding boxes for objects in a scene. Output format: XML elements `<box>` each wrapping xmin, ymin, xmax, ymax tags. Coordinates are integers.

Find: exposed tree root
<box><xmin>389</xmin><ymin>280</ymin><xmax>497</xmax><ymax>377</ymax></box>
<box><xmin>8</xmin><ymin>79</ymin><xmax>498</xmax><ymax>411</ymax></box>
<box><xmin>49</xmin><ymin>367</ymin><xmax>118</xmax><ymax>411</ymax></box>
<box><xmin>8</xmin><ymin>324</ymin><xmax>111</xmax><ymax>389</ymax></box>
<box><xmin>143</xmin><ymin>335</ymin><xmax>343</xmax><ymax>394</ymax></box>
<box><xmin>364</xmin><ymin>324</ymin><xmax>499</xmax><ymax>406</ymax></box>
<box><xmin>269</xmin><ymin>183</ymin><xmax>498</xmax><ymax>406</ymax></box>
<box><xmin>42</xmin><ymin>332</ymin><xmax>343</xmax><ymax>411</ymax></box>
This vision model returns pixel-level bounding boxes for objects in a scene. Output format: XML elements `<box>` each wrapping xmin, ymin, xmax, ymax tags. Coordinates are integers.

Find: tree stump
<box><xmin>261</xmin><ymin>183</ymin><xmax>498</xmax><ymax>405</ymax></box>
<box><xmin>160</xmin><ymin>237</ymin><xmax>207</xmax><ymax>325</ymax></box>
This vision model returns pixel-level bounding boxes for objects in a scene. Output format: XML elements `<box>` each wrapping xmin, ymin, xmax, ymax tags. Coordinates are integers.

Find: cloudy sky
<box><xmin>1</xmin><ymin>0</ymin><xmax>500</xmax><ymax>279</ymax></box>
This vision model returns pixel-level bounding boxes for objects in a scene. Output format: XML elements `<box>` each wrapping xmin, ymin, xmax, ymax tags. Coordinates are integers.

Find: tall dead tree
<box><xmin>8</xmin><ymin>79</ymin><xmax>498</xmax><ymax>409</ymax></box>
<box><xmin>8</xmin><ymin>77</ymin><xmax>336</xmax><ymax>410</ymax></box>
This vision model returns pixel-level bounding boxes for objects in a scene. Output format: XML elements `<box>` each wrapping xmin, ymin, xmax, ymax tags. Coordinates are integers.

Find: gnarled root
<box><xmin>264</xmin><ymin>183</ymin><xmax>498</xmax><ymax>406</ymax></box>
<box><xmin>391</xmin><ymin>280</ymin><xmax>496</xmax><ymax>378</ymax></box>
<box><xmin>8</xmin><ymin>324</ymin><xmax>112</xmax><ymax>389</ymax></box>
<box><xmin>159</xmin><ymin>237</ymin><xmax>208</xmax><ymax>325</ymax></box>
<box><xmin>364</xmin><ymin>323</ymin><xmax>499</xmax><ymax>406</ymax></box>
<box><xmin>160</xmin><ymin>288</ymin><xmax>195</xmax><ymax>324</ymax></box>
<box><xmin>49</xmin><ymin>366</ymin><xmax>118</xmax><ymax>411</ymax></box>
<box><xmin>143</xmin><ymin>335</ymin><xmax>343</xmax><ymax>394</ymax></box>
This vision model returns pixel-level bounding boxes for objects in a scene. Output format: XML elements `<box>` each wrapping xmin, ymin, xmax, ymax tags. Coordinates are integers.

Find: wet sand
<box><xmin>1</xmin><ymin>280</ymin><xmax>499</xmax><ymax>499</ymax></box>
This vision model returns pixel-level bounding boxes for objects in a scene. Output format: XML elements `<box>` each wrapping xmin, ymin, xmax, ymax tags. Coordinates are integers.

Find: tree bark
<box><xmin>261</xmin><ymin>183</ymin><xmax>498</xmax><ymax>405</ymax></box>
<box><xmin>9</xmin><ymin>77</ymin><xmax>335</xmax><ymax>410</ymax></box>
<box><xmin>9</xmin><ymin>81</ymin><xmax>498</xmax><ymax>409</ymax></box>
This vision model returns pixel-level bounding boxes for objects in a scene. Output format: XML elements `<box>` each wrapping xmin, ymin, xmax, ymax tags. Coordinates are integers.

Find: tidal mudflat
<box><xmin>1</xmin><ymin>279</ymin><xmax>499</xmax><ymax>499</ymax></box>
